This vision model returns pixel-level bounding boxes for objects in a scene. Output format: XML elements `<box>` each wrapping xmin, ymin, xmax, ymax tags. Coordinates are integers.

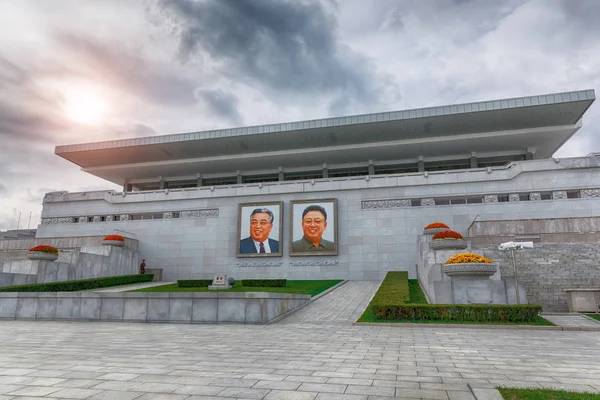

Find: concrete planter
<box><xmin>442</xmin><ymin>262</ymin><xmax>496</xmax><ymax>279</ymax></box>
<box><xmin>430</xmin><ymin>238</ymin><xmax>467</xmax><ymax>250</ymax></box>
<box><xmin>423</xmin><ymin>227</ymin><xmax>449</xmax><ymax>235</ymax></box>
<box><xmin>26</xmin><ymin>251</ymin><xmax>58</xmax><ymax>261</ymax></box>
<box><xmin>102</xmin><ymin>240</ymin><xmax>124</xmax><ymax>247</ymax></box>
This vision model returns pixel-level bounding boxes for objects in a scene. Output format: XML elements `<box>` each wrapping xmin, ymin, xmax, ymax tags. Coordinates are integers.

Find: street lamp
<box><xmin>498</xmin><ymin>241</ymin><xmax>534</xmax><ymax>304</ymax></box>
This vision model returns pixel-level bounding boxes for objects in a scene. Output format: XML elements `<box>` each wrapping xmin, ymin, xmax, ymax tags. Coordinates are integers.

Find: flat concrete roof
<box><xmin>55</xmin><ymin>90</ymin><xmax>595</xmax><ymax>184</ymax></box>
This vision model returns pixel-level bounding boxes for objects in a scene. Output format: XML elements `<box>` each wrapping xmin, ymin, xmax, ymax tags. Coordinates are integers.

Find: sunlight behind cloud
<box><xmin>63</xmin><ymin>85</ymin><xmax>108</xmax><ymax>125</ymax></box>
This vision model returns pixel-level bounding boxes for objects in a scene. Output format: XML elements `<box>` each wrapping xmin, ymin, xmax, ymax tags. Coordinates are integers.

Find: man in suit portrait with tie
<box><xmin>239</xmin><ymin>208</ymin><xmax>280</xmax><ymax>254</ymax></box>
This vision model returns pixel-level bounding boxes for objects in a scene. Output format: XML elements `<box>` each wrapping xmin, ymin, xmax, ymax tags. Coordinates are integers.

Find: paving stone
<box><xmin>217</xmin><ymin>387</ymin><xmax>271</xmax><ymax>399</ymax></box>
<box><xmin>298</xmin><ymin>383</ymin><xmax>347</xmax><ymax>393</ymax></box>
<box><xmin>46</xmin><ymin>387</ymin><xmax>104</xmax><ymax>399</ymax></box>
<box><xmin>264</xmin><ymin>390</ymin><xmax>318</xmax><ymax>400</ymax></box>
<box><xmin>345</xmin><ymin>385</ymin><xmax>395</xmax><ymax>397</ymax></box>
<box><xmin>5</xmin><ymin>385</ymin><xmax>62</xmax><ymax>396</ymax></box>
<box><xmin>172</xmin><ymin>384</ymin><xmax>224</xmax><ymax>395</ymax></box>
<box><xmin>87</xmin><ymin>389</ymin><xmax>144</xmax><ymax>399</ymax></box>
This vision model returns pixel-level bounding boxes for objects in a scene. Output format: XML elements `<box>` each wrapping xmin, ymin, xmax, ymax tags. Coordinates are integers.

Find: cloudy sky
<box><xmin>1</xmin><ymin>0</ymin><xmax>599</xmax><ymax>231</ymax></box>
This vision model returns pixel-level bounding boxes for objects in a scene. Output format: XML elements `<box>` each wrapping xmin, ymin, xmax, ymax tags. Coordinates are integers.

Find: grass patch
<box><xmin>585</xmin><ymin>314</ymin><xmax>600</xmax><ymax>322</ymax></box>
<box><xmin>130</xmin><ymin>280</ymin><xmax>342</xmax><ymax>296</ymax></box>
<box><xmin>498</xmin><ymin>387</ymin><xmax>600</xmax><ymax>399</ymax></box>
<box><xmin>408</xmin><ymin>279</ymin><xmax>428</xmax><ymax>304</ymax></box>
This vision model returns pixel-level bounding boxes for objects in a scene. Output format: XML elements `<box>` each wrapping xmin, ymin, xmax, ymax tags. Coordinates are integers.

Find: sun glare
<box><xmin>63</xmin><ymin>87</ymin><xmax>107</xmax><ymax>125</ymax></box>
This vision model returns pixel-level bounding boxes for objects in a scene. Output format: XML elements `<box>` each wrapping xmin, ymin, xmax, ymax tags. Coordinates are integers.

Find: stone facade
<box><xmin>35</xmin><ymin>157</ymin><xmax>600</xmax><ymax>282</ymax></box>
<box><xmin>475</xmin><ymin>243</ymin><xmax>600</xmax><ymax>312</ymax></box>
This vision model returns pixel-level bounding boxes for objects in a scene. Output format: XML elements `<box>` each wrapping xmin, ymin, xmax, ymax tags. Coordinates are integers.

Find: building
<box><xmin>36</xmin><ymin>90</ymin><xmax>599</xmax><ymax>283</ymax></box>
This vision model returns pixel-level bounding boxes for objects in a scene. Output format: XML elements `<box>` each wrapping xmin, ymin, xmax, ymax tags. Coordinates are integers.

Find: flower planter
<box><xmin>423</xmin><ymin>227</ymin><xmax>447</xmax><ymax>235</ymax></box>
<box><xmin>442</xmin><ymin>262</ymin><xmax>496</xmax><ymax>278</ymax></box>
<box><xmin>431</xmin><ymin>239</ymin><xmax>467</xmax><ymax>250</ymax></box>
<box><xmin>102</xmin><ymin>240</ymin><xmax>124</xmax><ymax>247</ymax></box>
<box><xmin>27</xmin><ymin>251</ymin><xmax>58</xmax><ymax>261</ymax></box>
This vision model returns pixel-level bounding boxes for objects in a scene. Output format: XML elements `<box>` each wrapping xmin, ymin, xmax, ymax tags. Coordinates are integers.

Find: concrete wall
<box><xmin>474</xmin><ymin>243</ymin><xmax>600</xmax><ymax>312</ymax></box>
<box><xmin>35</xmin><ymin>156</ymin><xmax>600</xmax><ymax>281</ymax></box>
<box><xmin>0</xmin><ymin>245</ymin><xmax>139</xmax><ymax>288</ymax></box>
<box><xmin>0</xmin><ymin>292</ymin><xmax>310</xmax><ymax>324</ymax></box>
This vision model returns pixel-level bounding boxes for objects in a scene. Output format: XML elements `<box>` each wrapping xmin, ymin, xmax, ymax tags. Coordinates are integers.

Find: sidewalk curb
<box><xmin>351</xmin><ymin>321</ymin><xmax>600</xmax><ymax>331</ymax></box>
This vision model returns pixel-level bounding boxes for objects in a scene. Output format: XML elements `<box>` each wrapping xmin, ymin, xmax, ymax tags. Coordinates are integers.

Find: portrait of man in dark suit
<box><xmin>290</xmin><ymin>199</ymin><xmax>337</xmax><ymax>256</ymax></box>
<box><xmin>237</xmin><ymin>202</ymin><xmax>283</xmax><ymax>257</ymax></box>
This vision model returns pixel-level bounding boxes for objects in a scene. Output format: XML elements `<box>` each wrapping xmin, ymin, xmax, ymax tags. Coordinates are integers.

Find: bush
<box><xmin>241</xmin><ymin>279</ymin><xmax>287</xmax><ymax>287</ymax></box>
<box><xmin>424</xmin><ymin>222</ymin><xmax>449</xmax><ymax>229</ymax></box>
<box><xmin>0</xmin><ymin>274</ymin><xmax>154</xmax><ymax>292</ymax></box>
<box><xmin>103</xmin><ymin>234</ymin><xmax>125</xmax><ymax>241</ymax></box>
<box><xmin>432</xmin><ymin>230</ymin><xmax>464</xmax><ymax>240</ymax></box>
<box><xmin>29</xmin><ymin>245</ymin><xmax>58</xmax><ymax>254</ymax></box>
<box><xmin>372</xmin><ymin>304</ymin><xmax>542</xmax><ymax>323</ymax></box>
<box><xmin>177</xmin><ymin>280</ymin><xmax>212</xmax><ymax>288</ymax></box>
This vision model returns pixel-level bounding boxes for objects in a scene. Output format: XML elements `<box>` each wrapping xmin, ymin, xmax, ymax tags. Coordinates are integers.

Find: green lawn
<box><xmin>498</xmin><ymin>387</ymin><xmax>600</xmax><ymax>399</ymax></box>
<box><xmin>585</xmin><ymin>314</ymin><xmax>600</xmax><ymax>322</ymax></box>
<box><xmin>357</xmin><ymin>279</ymin><xmax>554</xmax><ymax>326</ymax></box>
<box><xmin>130</xmin><ymin>280</ymin><xmax>342</xmax><ymax>297</ymax></box>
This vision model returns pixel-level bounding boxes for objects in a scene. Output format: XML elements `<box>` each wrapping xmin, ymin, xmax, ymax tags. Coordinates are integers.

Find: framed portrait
<box><xmin>289</xmin><ymin>198</ymin><xmax>338</xmax><ymax>256</ymax></box>
<box><xmin>237</xmin><ymin>201</ymin><xmax>283</xmax><ymax>258</ymax></box>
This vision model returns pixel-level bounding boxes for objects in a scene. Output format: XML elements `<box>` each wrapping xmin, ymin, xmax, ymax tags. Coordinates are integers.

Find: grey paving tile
<box><xmin>345</xmin><ymin>386</ymin><xmax>395</xmax><ymax>397</ymax></box>
<box><xmin>264</xmin><ymin>390</ymin><xmax>318</xmax><ymax>400</ymax></box>
<box><xmin>217</xmin><ymin>387</ymin><xmax>271</xmax><ymax>399</ymax></box>
<box><xmin>88</xmin><ymin>390</ymin><xmax>144</xmax><ymax>400</ymax></box>
<box><xmin>173</xmin><ymin>384</ymin><xmax>224</xmax><ymax>396</ymax></box>
<box><xmin>45</xmin><ymin>387</ymin><xmax>104</xmax><ymax>399</ymax></box>
<box><xmin>5</xmin><ymin>385</ymin><xmax>62</xmax><ymax>396</ymax></box>
<box><xmin>298</xmin><ymin>383</ymin><xmax>347</xmax><ymax>394</ymax></box>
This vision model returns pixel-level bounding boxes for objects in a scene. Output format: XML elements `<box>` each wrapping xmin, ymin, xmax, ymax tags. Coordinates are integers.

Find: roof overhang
<box><xmin>55</xmin><ymin>90</ymin><xmax>595</xmax><ymax>185</ymax></box>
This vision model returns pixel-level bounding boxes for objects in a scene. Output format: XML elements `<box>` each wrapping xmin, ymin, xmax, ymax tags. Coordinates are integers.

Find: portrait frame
<box><xmin>236</xmin><ymin>201</ymin><xmax>284</xmax><ymax>258</ymax></box>
<box><xmin>289</xmin><ymin>198</ymin><xmax>338</xmax><ymax>257</ymax></box>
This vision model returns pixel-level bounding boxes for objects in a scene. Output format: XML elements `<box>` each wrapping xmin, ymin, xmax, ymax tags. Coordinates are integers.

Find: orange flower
<box><xmin>103</xmin><ymin>235</ymin><xmax>125</xmax><ymax>241</ymax></box>
<box><xmin>29</xmin><ymin>245</ymin><xmax>58</xmax><ymax>254</ymax></box>
<box><xmin>432</xmin><ymin>230</ymin><xmax>464</xmax><ymax>240</ymax></box>
<box><xmin>444</xmin><ymin>252</ymin><xmax>493</xmax><ymax>264</ymax></box>
<box><xmin>424</xmin><ymin>222</ymin><xmax>449</xmax><ymax>229</ymax></box>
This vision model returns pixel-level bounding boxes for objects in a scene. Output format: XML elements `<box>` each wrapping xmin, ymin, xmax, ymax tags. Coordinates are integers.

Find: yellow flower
<box><xmin>444</xmin><ymin>252</ymin><xmax>493</xmax><ymax>264</ymax></box>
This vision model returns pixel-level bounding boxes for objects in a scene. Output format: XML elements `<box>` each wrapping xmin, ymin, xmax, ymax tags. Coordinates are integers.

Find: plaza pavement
<box><xmin>1</xmin><ymin>281</ymin><xmax>600</xmax><ymax>400</ymax></box>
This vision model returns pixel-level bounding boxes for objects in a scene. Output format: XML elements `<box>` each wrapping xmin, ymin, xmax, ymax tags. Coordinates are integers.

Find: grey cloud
<box><xmin>57</xmin><ymin>34</ymin><xmax>198</xmax><ymax>107</ymax></box>
<box><xmin>0</xmin><ymin>183</ymin><xmax>6</xmax><ymax>194</ymax></box>
<box><xmin>195</xmin><ymin>89</ymin><xmax>242</xmax><ymax>124</ymax></box>
<box><xmin>152</xmin><ymin>0</ymin><xmax>385</xmax><ymax>114</ymax></box>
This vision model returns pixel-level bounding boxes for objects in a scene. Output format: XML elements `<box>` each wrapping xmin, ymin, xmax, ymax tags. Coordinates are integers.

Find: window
<box><xmin>450</xmin><ymin>198</ymin><xmax>466</xmax><ymax>205</ymax></box>
<box><xmin>540</xmin><ymin>192</ymin><xmax>552</xmax><ymax>200</ymax></box>
<box><xmin>519</xmin><ymin>194</ymin><xmax>530</xmax><ymax>201</ymax></box>
<box><xmin>284</xmin><ymin>171</ymin><xmax>323</xmax><ymax>181</ymax></box>
<box><xmin>567</xmin><ymin>190</ymin><xmax>580</xmax><ymax>199</ymax></box>
<box><xmin>498</xmin><ymin>195</ymin><xmax>509</xmax><ymax>202</ymax></box>
<box><xmin>411</xmin><ymin>199</ymin><xmax>421</xmax><ymax>207</ymax></box>
<box><xmin>435</xmin><ymin>198</ymin><xmax>450</xmax><ymax>205</ymax></box>
<box><xmin>328</xmin><ymin>167</ymin><xmax>369</xmax><ymax>178</ymax></box>
<box><xmin>466</xmin><ymin>197</ymin><xmax>483</xmax><ymax>204</ymax></box>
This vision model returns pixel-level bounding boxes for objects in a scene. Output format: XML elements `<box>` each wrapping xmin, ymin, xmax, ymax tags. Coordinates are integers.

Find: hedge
<box><xmin>177</xmin><ymin>280</ymin><xmax>213</xmax><ymax>288</ymax></box>
<box><xmin>370</xmin><ymin>271</ymin><xmax>542</xmax><ymax>323</ymax></box>
<box><xmin>0</xmin><ymin>274</ymin><xmax>154</xmax><ymax>292</ymax></box>
<box><xmin>241</xmin><ymin>279</ymin><xmax>286</xmax><ymax>287</ymax></box>
<box><xmin>372</xmin><ymin>303</ymin><xmax>542</xmax><ymax>323</ymax></box>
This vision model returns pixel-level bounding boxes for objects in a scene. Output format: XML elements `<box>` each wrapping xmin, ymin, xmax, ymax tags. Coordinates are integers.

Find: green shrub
<box><xmin>0</xmin><ymin>274</ymin><xmax>154</xmax><ymax>292</ymax></box>
<box><xmin>241</xmin><ymin>279</ymin><xmax>286</xmax><ymax>287</ymax></box>
<box><xmin>372</xmin><ymin>303</ymin><xmax>542</xmax><ymax>323</ymax></box>
<box><xmin>177</xmin><ymin>280</ymin><xmax>212</xmax><ymax>288</ymax></box>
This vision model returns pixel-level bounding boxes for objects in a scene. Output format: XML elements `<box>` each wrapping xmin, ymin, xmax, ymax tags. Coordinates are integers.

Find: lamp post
<box><xmin>498</xmin><ymin>241</ymin><xmax>534</xmax><ymax>305</ymax></box>
<box><xmin>510</xmin><ymin>248</ymin><xmax>520</xmax><ymax>305</ymax></box>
